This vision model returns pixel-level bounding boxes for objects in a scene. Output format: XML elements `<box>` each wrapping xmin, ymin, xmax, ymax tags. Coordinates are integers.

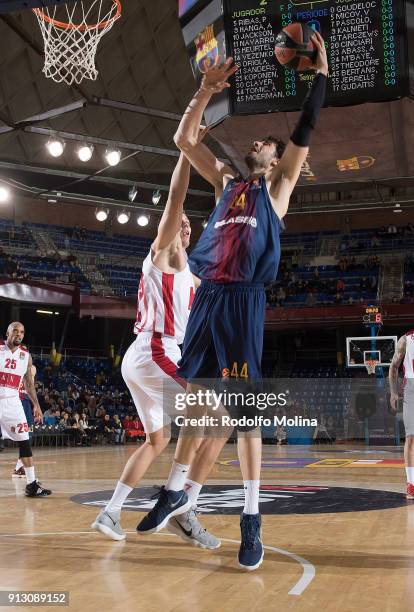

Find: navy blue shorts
<box><xmin>178</xmin><ymin>281</ymin><xmax>265</xmax><ymax>381</ymax></box>
<box><xmin>21</xmin><ymin>398</ymin><xmax>34</xmax><ymax>428</ymax></box>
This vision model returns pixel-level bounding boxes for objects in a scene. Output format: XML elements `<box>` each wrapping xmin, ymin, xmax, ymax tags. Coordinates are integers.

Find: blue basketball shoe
<box><xmin>137</xmin><ymin>486</ymin><xmax>191</xmax><ymax>535</ymax></box>
<box><xmin>238</xmin><ymin>513</ymin><xmax>264</xmax><ymax>570</ymax></box>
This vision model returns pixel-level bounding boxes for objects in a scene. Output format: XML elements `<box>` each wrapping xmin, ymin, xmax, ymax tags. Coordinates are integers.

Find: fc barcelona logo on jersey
<box><xmin>194</xmin><ymin>24</ymin><xmax>218</xmax><ymax>74</ymax></box>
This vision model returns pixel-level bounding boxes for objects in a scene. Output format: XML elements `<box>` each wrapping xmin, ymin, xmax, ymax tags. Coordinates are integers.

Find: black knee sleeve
<box><xmin>18</xmin><ymin>439</ymin><xmax>33</xmax><ymax>458</ymax></box>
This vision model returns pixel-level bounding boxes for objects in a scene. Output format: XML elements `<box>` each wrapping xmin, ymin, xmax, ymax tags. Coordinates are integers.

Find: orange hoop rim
<box><xmin>33</xmin><ymin>0</ymin><xmax>121</xmax><ymax>32</ymax></box>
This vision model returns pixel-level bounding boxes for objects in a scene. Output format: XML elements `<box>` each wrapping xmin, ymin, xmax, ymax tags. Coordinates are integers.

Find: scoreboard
<box><xmin>227</xmin><ymin>0</ymin><xmax>408</xmax><ymax>114</ymax></box>
<box><xmin>363</xmin><ymin>306</ymin><xmax>383</xmax><ymax>325</ymax></box>
<box><xmin>180</xmin><ymin>0</ymin><xmax>410</xmax><ymax>116</ymax></box>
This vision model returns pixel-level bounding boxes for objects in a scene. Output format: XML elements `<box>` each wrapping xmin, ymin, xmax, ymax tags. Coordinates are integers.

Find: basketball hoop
<box><xmin>365</xmin><ymin>359</ymin><xmax>378</xmax><ymax>375</ymax></box>
<box><xmin>33</xmin><ymin>0</ymin><xmax>122</xmax><ymax>85</ymax></box>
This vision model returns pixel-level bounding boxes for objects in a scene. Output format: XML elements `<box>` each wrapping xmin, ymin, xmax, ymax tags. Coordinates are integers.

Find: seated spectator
<box><xmin>98</xmin><ymin>414</ymin><xmax>115</xmax><ymax>444</ymax></box>
<box><xmin>387</xmin><ymin>224</ymin><xmax>397</xmax><ymax>234</ymax></box>
<box><xmin>124</xmin><ymin>415</ymin><xmax>145</xmax><ymax>441</ymax></box>
<box><xmin>336</xmin><ymin>279</ymin><xmax>345</xmax><ymax>293</ymax></box>
<box><xmin>44</xmin><ymin>410</ymin><xmax>57</xmax><ymax>426</ymax></box>
<box><xmin>371</xmin><ymin>235</ymin><xmax>380</xmax><ymax>248</ymax></box>
<box><xmin>113</xmin><ymin>415</ymin><xmax>125</xmax><ymax>445</ymax></box>
<box><xmin>306</xmin><ymin>292</ymin><xmax>316</xmax><ymax>307</ymax></box>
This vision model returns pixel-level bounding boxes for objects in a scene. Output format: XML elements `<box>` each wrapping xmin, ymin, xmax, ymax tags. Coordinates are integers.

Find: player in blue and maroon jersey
<box><xmin>138</xmin><ymin>32</ymin><xmax>328</xmax><ymax>570</ymax></box>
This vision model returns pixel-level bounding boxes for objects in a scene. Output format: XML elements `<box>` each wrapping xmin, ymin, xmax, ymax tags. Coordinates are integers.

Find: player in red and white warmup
<box><xmin>0</xmin><ymin>322</ymin><xmax>51</xmax><ymax>497</ymax></box>
<box><xmin>390</xmin><ymin>330</ymin><xmax>414</xmax><ymax>499</ymax></box>
<box><xmin>92</xmin><ymin>132</ymin><xmax>220</xmax><ymax>548</ymax></box>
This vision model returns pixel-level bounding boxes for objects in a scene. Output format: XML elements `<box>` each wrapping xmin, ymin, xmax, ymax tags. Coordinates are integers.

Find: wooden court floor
<box><xmin>0</xmin><ymin>443</ymin><xmax>413</xmax><ymax>612</ymax></box>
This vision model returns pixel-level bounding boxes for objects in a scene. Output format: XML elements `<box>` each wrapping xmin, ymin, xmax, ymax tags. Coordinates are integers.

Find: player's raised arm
<box><xmin>269</xmin><ymin>32</ymin><xmax>328</xmax><ymax>218</ymax></box>
<box><xmin>153</xmin><ymin>127</ymin><xmax>210</xmax><ymax>252</ymax></box>
<box><xmin>389</xmin><ymin>335</ymin><xmax>406</xmax><ymax>412</ymax></box>
<box><xmin>174</xmin><ymin>57</ymin><xmax>238</xmax><ymax>195</ymax></box>
<box><xmin>152</xmin><ymin>153</ymin><xmax>191</xmax><ymax>251</ymax></box>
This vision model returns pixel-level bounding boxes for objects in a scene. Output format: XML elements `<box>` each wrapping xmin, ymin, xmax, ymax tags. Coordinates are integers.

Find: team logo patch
<box><xmin>19</xmin><ymin>352</ymin><xmax>25</xmax><ymax>360</ymax></box>
<box><xmin>71</xmin><ymin>484</ymin><xmax>407</xmax><ymax>515</ymax></box>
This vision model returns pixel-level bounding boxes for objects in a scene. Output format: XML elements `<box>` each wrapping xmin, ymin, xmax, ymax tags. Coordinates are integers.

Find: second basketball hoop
<box><xmin>33</xmin><ymin>0</ymin><xmax>122</xmax><ymax>85</ymax></box>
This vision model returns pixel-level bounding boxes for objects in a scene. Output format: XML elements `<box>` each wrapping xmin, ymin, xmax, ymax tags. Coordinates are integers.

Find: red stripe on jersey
<box><xmin>162</xmin><ymin>273</ymin><xmax>175</xmax><ymax>336</ymax></box>
<box><xmin>150</xmin><ymin>334</ymin><xmax>186</xmax><ymax>390</ymax></box>
<box><xmin>188</xmin><ymin>286</ymin><xmax>195</xmax><ymax>310</ymax></box>
<box><xmin>135</xmin><ymin>274</ymin><xmax>149</xmax><ymax>333</ymax></box>
<box><xmin>0</xmin><ymin>371</ymin><xmax>22</xmax><ymax>390</ymax></box>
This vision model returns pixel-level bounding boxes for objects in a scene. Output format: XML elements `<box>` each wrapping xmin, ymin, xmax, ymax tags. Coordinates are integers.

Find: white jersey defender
<box><xmin>122</xmin><ymin>251</ymin><xmax>194</xmax><ymax>433</ymax></box>
<box><xmin>134</xmin><ymin>252</ymin><xmax>194</xmax><ymax>344</ymax></box>
<box><xmin>403</xmin><ymin>330</ymin><xmax>414</xmax><ymax>380</ymax></box>
<box><xmin>0</xmin><ymin>340</ymin><xmax>30</xmax><ymax>441</ymax></box>
<box><xmin>402</xmin><ymin>330</ymin><xmax>414</xmax><ymax>437</ymax></box>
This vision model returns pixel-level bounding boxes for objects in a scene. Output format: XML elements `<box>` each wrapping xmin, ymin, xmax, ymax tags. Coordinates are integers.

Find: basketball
<box><xmin>274</xmin><ymin>23</ymin><xmax>317</xmax><ymax>72</ymax></box>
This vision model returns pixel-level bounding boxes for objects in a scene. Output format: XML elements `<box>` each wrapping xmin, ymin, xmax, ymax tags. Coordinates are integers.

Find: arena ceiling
<box><xmin>0</xmin><ymin>0</ymin><xmax>413</xmax><ymax>222</ymax></box>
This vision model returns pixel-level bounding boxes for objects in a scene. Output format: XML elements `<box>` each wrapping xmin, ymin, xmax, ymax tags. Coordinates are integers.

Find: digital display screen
<box><xmin>179</xmin><ymin>0</ymin><xmax>204</xmax><ymax>18</ymax></box>
<box><xmin>225</xmin><ymin>0</ymin><xmax>408</xmax><ymax>114</ymax></box>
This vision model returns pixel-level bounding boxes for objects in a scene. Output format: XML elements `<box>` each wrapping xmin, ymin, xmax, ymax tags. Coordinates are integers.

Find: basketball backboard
<box><xmin>346</xmin><ymin>336</ymin><xmax>397</xmax><ymax>369</ymax></box>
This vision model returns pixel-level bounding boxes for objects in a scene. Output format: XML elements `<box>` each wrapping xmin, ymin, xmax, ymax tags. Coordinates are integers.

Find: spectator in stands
<box><xmin>407</xmin><ymin>223</ymin><xmax>414</xmax><ymax>235</ymax></box>
<box><xmin>113</xmin><ymin>415</ymin><xmax>125</xmax><ymax>445</ymax></box>
<box><xmin>306</xmin><ymin>292</ymin><xmax>316</xmax><ymax>307</ymax></box>
<box><xmin>371</xmin><ymin>234</ymin><xmax>380</xmax><ymax>248</ymax></box>
<box><xmin>44</xmin><ymin>410</ymin><xmax>57</xmax><ymax>426</ymax></box>
<box><xmin>387</xmin><ymin>224</ymin><xmax>397</xmax><ymax>235</ymax></box>
<box><xmin>99</xmin><ymin>414</ymin><xmax>115</xmax><ymax>444</ymax></box>
<box><xmin>336</xmin><ymin>279</ymin><xmax>345</xmax><ymax>293</ymax></box>
<box><xmin>276</xmin><ymin>286</ymin><xmax>286</xmax><ymax>306</ymax></box>
<box><xmin>334</xmin><ymin>292</ymin><xmax>342</xmax><ymax>304</ymax></box>
<box><xmin>347</xmin><ymin>296</ymin><xmax>354</xmax><ymax>305</ymax></box>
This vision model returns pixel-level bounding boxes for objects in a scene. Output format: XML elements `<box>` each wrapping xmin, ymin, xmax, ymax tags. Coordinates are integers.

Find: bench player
<box><xmin>389</xmin><ymin>331</ymin><xmax>414</xmax><ymax>499</ymax></box>
<box><xmin>137</xmin><ymin>33</ymin><xmax>328</xmax><ymax>570</ymax></box>
<box><xmin>92</xmin><ymin>132</ymin><xmax>221</xmax><ymax>548</ymax></box>
<box><xmin>0</xmin><ymin>322</ymin><xmax>51</xmax><ymax>497</ymax></box>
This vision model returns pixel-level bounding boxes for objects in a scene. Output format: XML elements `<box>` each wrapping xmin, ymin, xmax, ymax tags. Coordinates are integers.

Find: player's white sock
<box><xmin>15</xmin><ymin>458</ymin><xmax>23</xmax><ymax>471</ymax></box>
<box><xmin>166</xmin><ymin>461</ymin><xmax>189</xmax><ymax>491</ymax></box>
<box><xmin>25</xmin><ymin>466</ymin><xmax>36</xmax><ymax>485</ymax></box>
<box><xmin>184</xmin><ymin>479</ymin><xmax>202</xmax><ymax>505</ymax></box>
<box><xmin>243</xmin><ymin>480</ymin><xmax>260</xmax><ymax>515</ymax></box>
<box><xmin>405</xmin><ymin>467</ymin><xmax>414</xmax><ymax>484</ymax></box>
<box><xmin>105</xmin><ymin>481</ymin><xmax>133</xmax><ymax>516</ymax></box>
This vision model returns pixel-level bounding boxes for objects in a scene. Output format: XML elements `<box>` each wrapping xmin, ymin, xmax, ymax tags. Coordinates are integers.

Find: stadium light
<box><xmin>137</xmin><ymin>214</ymin><xmax>150</xmax><ymax>227</ymax></box>
<box><xmin>95</xmin><ymin>208</ymin><xmax>109</xmax><ymax>222</ymax></box>
<box><xmin>105</xmin><ymin>148</ymin><xmax>121</xmax><ymax>167</ymax></box>
<box><xmin>77</xmin><ymin>144</ymin><xmax>94</xmax><ymax>162</ymax></box>
<box><xmin>117</xmin><ymin>210</ymin><xmax>130</xmax><ymax>225</ymax></box>
<box><xmin>393</xmin><ymin>203</ymin><xmax>402</xmax><ymax>214</ymax></box>
<box><xmin>129</xmin><ymin>185</ymin><xmax>138</xmax><ymax>203</ymax></box>
<box><xmin>0</xmin><ymin>186</ymin><xmax>10</xmax><ymax>203</ymax></box>
<box><xmin>46</xmin><ymin>138</ymin><xmax>65</xmax><ymax>158</ymax></box>
<box><xmin>152</xmin><ymin>189</ymin><xmax>161</xmax><ymax>205</ymax></box>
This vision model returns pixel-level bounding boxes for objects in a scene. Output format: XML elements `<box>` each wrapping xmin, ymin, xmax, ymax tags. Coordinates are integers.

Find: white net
<box><xmin>33</xmin><ymin>0</ymin><xmax>121</xmax><ymax>86</ymax></box>
<box><xmin>365</xmin><ymin>360</ymin><xmax>378</xmax><ymax>375</ymax></box>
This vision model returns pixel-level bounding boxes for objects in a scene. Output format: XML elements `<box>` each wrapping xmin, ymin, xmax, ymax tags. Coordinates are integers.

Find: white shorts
<box><xmin>121</xmin><ymin>332</ymin><xmax>186</xmax><ymax>434</ymax></box>
<box><xmin>403</xmin><ymin>381</ymin><xmax>414</xmax><ymax>437</ymax></box>
<box><xmin>0</xmin><ymin>396</ymin><xmax>30</xmax><ymax>441</ymax></box>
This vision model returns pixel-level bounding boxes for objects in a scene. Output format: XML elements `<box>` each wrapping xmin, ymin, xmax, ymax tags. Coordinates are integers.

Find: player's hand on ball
<box><xmin>200</xmin><ymin>56</ymin><xmax>238</xmax><ymax>94</ymax></box>
<box><xmin>310</xmin><ymin>31</ymin><xmax>328</xmax><ymax>76</ymax></box>
<box><xmin>389</xmin><ymin>393</ymin><xmax>399</xmax><ymax>414</ymax></box>
<box><xmin>33</xmin><ymin>403</ymin><xmax>43</xmax><ymax>423</ymax></box>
